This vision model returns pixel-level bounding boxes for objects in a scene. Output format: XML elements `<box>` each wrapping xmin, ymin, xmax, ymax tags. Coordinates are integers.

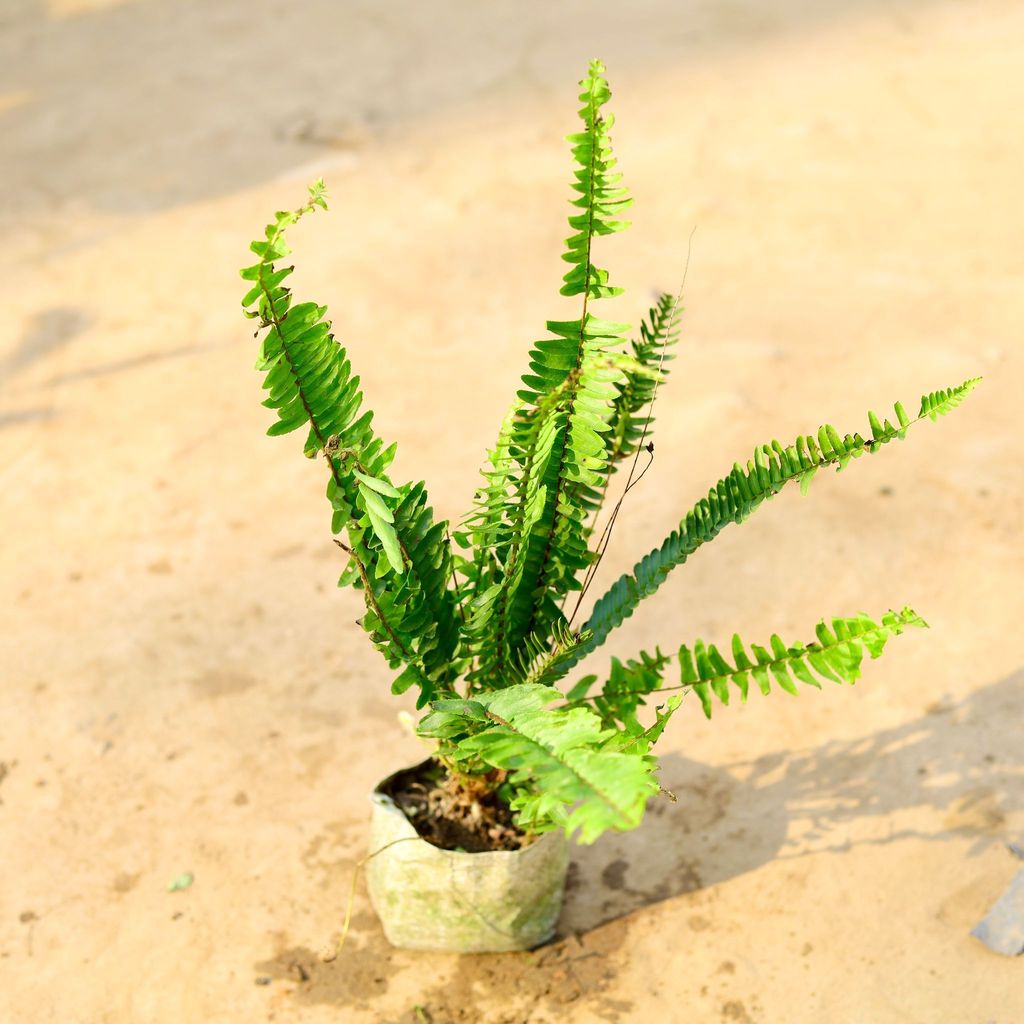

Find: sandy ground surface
<box><xmin>2</xmin><ymin>1</ymin><xmax>1023</xmax><ymax>1021</ymax></box>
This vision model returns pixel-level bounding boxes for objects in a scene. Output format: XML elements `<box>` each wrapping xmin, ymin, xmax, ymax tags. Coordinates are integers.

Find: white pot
<box><xmin>365</xmin><ymin>761</ymin><xmax>570</xmax><ymax>953</ymax></box>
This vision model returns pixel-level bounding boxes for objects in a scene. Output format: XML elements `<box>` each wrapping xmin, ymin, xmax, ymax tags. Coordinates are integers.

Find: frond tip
<box><xmin>918</xmin><ymin>377</ymin><xmax>982</xmax><ymax>421</ymax></box>
<box><xmin>681</xmin><ymin>607</ymin><xmax>927</xmax><ymax>718</ymax></box>
<box><xmin>561</xmin><ymin>58</ymin><xmax>633</xmax><ymax>299</ymax></box>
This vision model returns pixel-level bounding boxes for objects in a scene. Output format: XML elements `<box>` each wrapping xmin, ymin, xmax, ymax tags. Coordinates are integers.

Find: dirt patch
<box><xmin>406</xmin><ymin>924</ymin><xmax>633</xmax><ymax>1024</ymax></box>
<box><xmin>111</xmin><ymin>872</ymin><xmax>139</xmax><ymax>894</ymax></box>
<box><xmin>188</xmin><ymin>668</ymin><xmax>257</xmax><ymax>698</ymax></box>
<box><xmin>943</xmin><ymin>786</ymin><xmax>1006</xmax><ymax>836</ymax></box>
<box><xmin>255</xmin><ymin>929</ymin><xmax>632</xmax><ymax>1022</ymax></box>
<box><xmin>382</xmin><ymin>759</ymin><xmax>531</xmax><ymax>853</ymax></box>
<box><xmin>601</xmin><ymin>858</ymin><xmax>628</xmax><ymax>890</ymax></box>
<box><xmin>254</xmin><ymin>934</ymin><xmax>397</xmax><ymax>1012</ymax></box>
<box><xmin>721</xmin><ymin>1000</ymin><xmax>755</xmax><ymax>1023</ymax></box>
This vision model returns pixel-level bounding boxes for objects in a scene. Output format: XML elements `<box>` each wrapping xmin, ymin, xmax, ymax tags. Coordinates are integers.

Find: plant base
<box><xmin>365</xmin><ymin>760</ymin><xmax>570</xmax><ymax>952</ymax></box>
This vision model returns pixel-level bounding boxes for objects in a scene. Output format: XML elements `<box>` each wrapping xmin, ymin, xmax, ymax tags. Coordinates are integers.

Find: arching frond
<box><xmin>574</xmin><ymin>608</ymin><xmax>926</xmax><ymax>732</ymax></box>
<box><xmin>683</xmin><ymin>607</ymin><xmax>927</xmax><ymax>718</ymax></box>
<box><xmin>464</xmin><ymin>59</ymin><xmax>636</xmax><ymax>683</ymax></box>
<box><xmin>534</xmin><ymin>379</ymin><xmax>980</xmax><ymax>686</ymax></box>
<box><xmin>241</xmin><ymin>183</ymin><xmax>461</xmax><ymax>705</ymax></box>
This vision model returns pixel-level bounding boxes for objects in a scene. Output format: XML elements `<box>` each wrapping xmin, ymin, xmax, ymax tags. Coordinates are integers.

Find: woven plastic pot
<box><xmin>365</xmin><ymin>761</ymin><xmax>570</xmax><ymax>952</ymax></box>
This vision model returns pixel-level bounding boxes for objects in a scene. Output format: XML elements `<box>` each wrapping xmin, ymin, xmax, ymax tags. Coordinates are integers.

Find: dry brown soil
<box><xmin>2</xmin><ymin>1</ymin><xmax>1023</xmax><ymax>1022</ymax></box>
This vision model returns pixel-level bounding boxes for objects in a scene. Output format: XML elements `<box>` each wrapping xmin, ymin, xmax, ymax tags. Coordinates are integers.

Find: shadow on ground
<box><xmin>255</xmin><ymin>669</ymin><xmax>1023</xmax><ymax>1021</ymax></box>
<box><xmin>0</xmin><ymin>304</ymin><xmax>209</xmax><ymax>430</ymax></box>
<box><xmin>564</xmin><ymin>667</ymin><xmax>1023</xmax><ymax>932</ymax></box>
<box><xmin>3</xmin><ymin>306</ymin><xmax>89</xmax><ymax>376</ymax></box>
<box><xmin>3</xmin><ymin>0</ymin><xmax>946</xmax><ymax>222</ymax></box>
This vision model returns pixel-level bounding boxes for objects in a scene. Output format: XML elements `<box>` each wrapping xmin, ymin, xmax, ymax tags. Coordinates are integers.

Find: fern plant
<box><xmin>242</xmin><ymin>60</ymin><xmax>979</xmax><ymax>845</ymax></box>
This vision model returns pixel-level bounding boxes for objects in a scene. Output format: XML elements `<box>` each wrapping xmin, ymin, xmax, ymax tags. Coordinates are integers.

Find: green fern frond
<box><xmin>507</xmin><ymin>621</ymin><xmax>593</xmax><ymax>688</ymax></box>
<box><xmin>421</xmin><ymin>684</ymin><xmax>660</xmax><ymax>843</ymax></box>
<box><xmin>466</xmin><ymin>61</ymin><xmax>637</xmax><ymax>680</ymax></box>
<box><xmin>569</xmin><ymin>607</ymin><xmax>924</xmax><ymax>732</ymax></box>
<box><xmin>241</xmin><ymin>183</ymin><xmax>461</xmax><ymax>705</ymax></box>
<box><xmin>559</xmin><ymin>59</ymin><xmax>633</xmax><ymax>298</ymax></box>
<box><xmin>535</xmin><ymin>380</ymin><xmax>979</xmax><ymax>685</ymax></box>
<box><xmin>607</xmin><ymin>292</ymin><xmax>681</xmax><ymax>467</ymax></box>
<box><xmin>567</xmin><ymin>292</ymin><xmax>682</xmax><ymax>534</ymax></box>
<box><xmin>456</xmin><ymin>404</ymin><xmax>518</xmax><ymax>596</ymax></box>
<box><xmin>682</xmin><ymin>607</ymin><xmax>927</xmax><ymax>718</ymax></box>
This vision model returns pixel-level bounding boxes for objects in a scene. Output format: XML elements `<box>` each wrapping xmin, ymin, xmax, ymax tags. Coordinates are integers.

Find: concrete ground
<box><xmin>1</xmin><ymin>1</ymin><xmax>1022</xmax><ymax>1021</ymax></box>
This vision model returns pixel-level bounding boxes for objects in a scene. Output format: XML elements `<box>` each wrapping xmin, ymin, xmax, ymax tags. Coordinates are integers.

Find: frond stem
<box><xmin>566</xmin><ymin>232</ymin><xmax>694</xmax><ymax>628</ymax></box>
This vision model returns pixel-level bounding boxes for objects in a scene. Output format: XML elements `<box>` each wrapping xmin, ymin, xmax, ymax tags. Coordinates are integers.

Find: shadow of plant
<box><xmin>0</xmin><ymin>307</ymin><xmax>87</xmax><ymax>428</ymax></box>
<box><xmin>4</xmin><ymin>306</ymin><xmax>89</xmax><ymax>376</ymax></box>
<box><xmin>254</xmin><ymin>670</ymin><xmax>1022</xmax><ymax>1023</ymax></box>
<box><xmin>562</xmin><ymin>667</ymin><xmax>1024</xmax><ymax>932</ymax></box>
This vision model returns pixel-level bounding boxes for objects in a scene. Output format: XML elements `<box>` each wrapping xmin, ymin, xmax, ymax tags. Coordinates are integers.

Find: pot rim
<box><xmin>371</xmin><ymin>758</ymin><xmax>564</xmax><ymax>858</ymax></box>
